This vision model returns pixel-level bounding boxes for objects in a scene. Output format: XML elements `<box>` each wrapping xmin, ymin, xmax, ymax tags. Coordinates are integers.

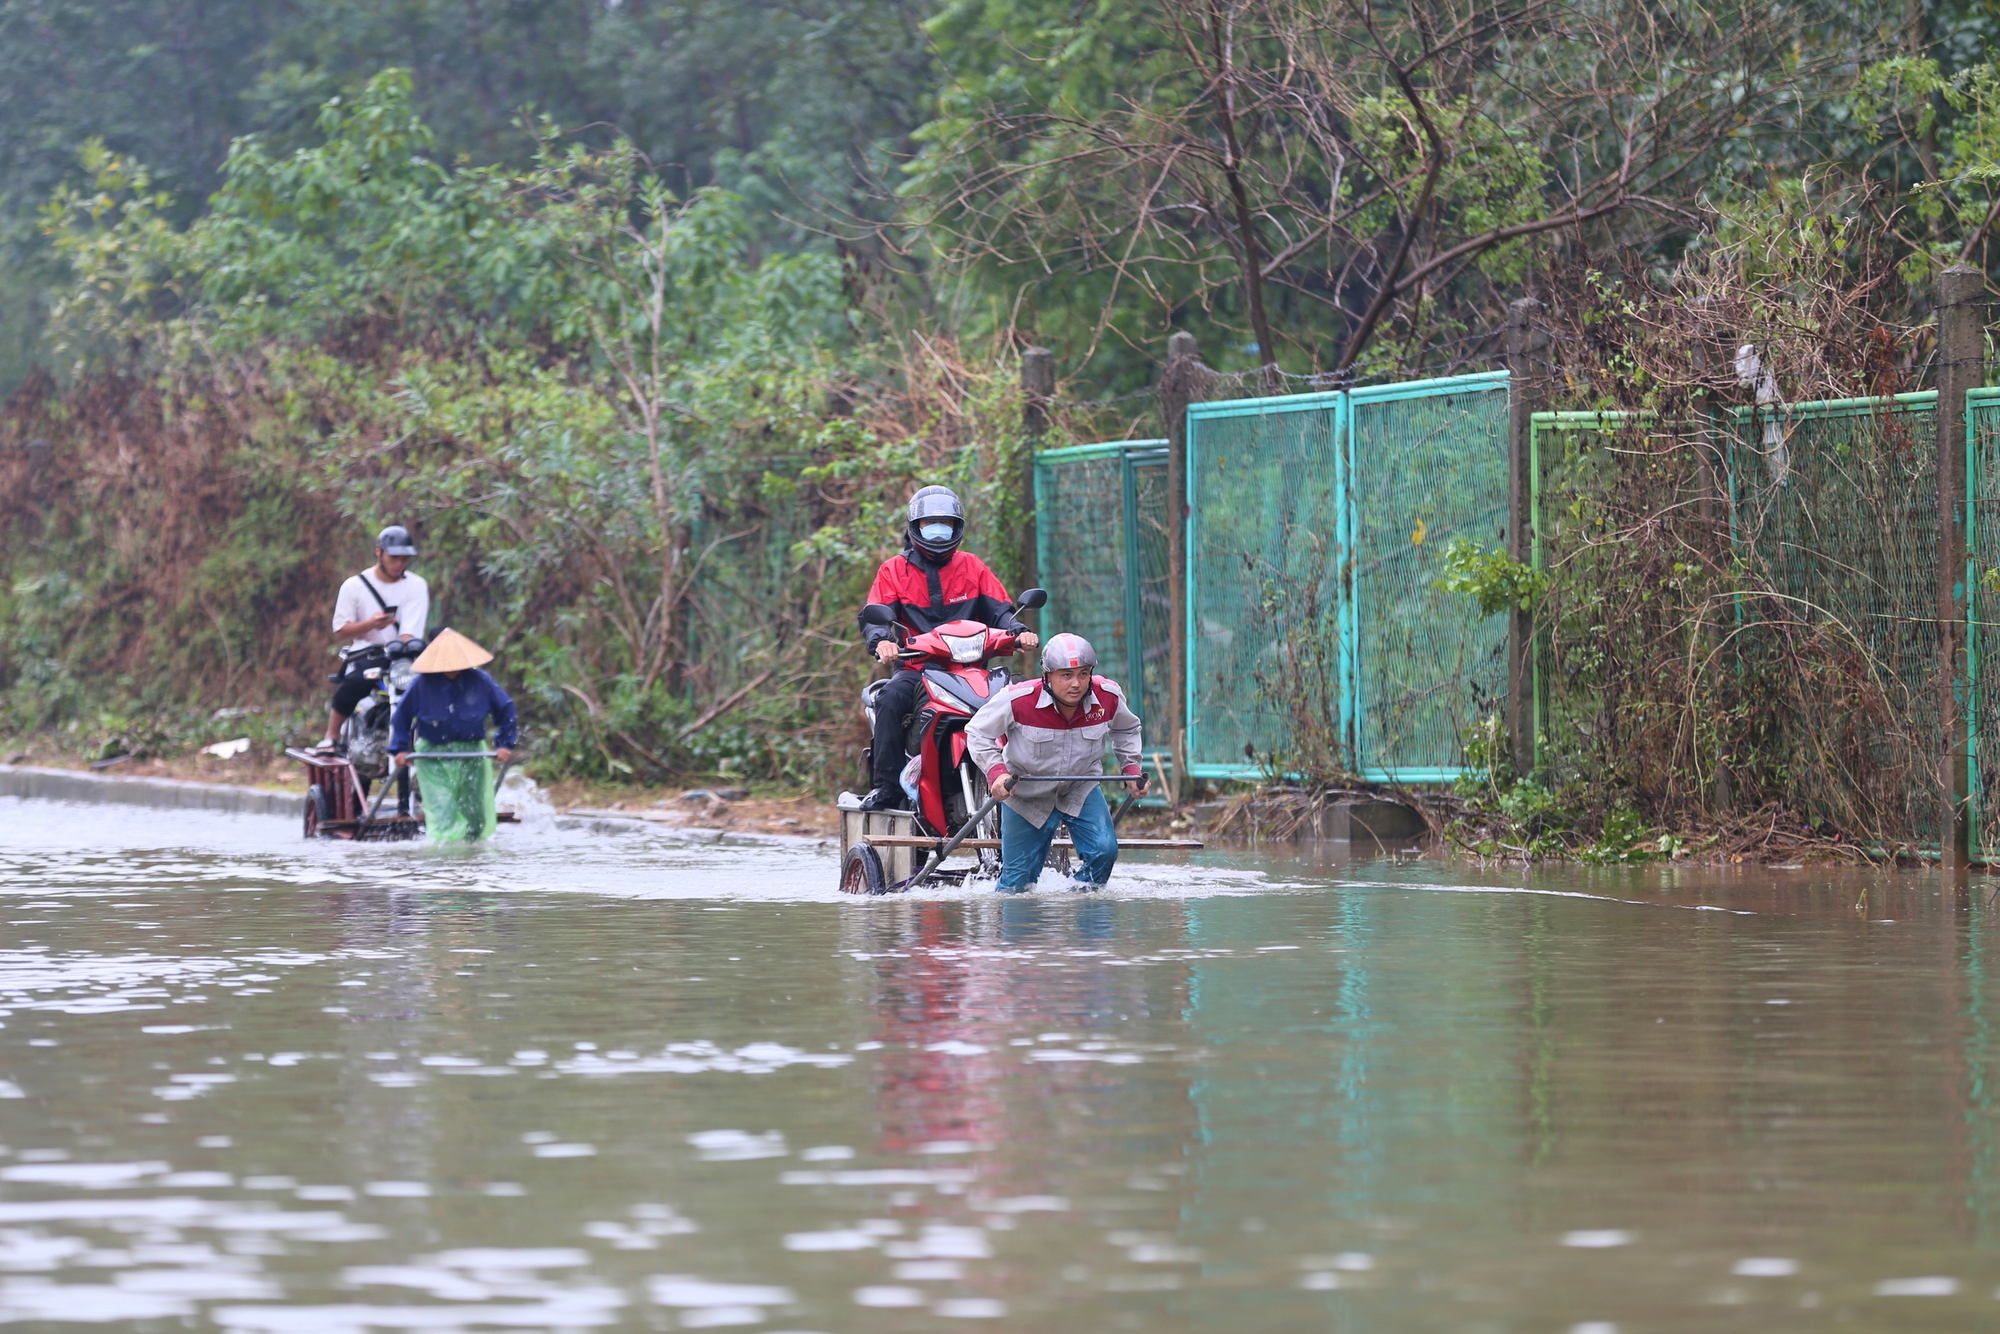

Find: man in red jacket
<box><xmin>856</xmin><ymin>486</ymin><xmax>1039</xmax><ymax>810</ymax></box>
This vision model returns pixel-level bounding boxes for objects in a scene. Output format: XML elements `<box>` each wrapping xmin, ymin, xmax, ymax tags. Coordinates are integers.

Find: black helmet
<box><xmin>906</xmin><ymin>486</ymin><xmax>965</xmax><ymax>559</ymax></box>
<box><xmin>376</xmin><ymin>525</ymin><xmax>417</xmax><ymax>557</ymax></box>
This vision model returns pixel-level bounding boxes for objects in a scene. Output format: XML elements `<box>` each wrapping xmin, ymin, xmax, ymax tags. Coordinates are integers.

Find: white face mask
<box><xmin>919</xmin><ymin>522</ymin><xmax>956</xmax><ymax>544</ymax></box>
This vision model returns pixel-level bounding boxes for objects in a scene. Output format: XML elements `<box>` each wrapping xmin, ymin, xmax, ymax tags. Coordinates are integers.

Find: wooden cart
<box><xmin>285</xmin><ymin>748</ymin><xmax>518</xmax><ymax>841</ymax></box>
<box><xmin>837</xmin><ymin>803</ymin><xmax>1202</xmax><ymax>895</ymax></box>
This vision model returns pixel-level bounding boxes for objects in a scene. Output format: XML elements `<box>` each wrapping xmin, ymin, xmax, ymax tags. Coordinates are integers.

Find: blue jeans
<box><xmin>997</xmin><ymin>786</ymin><xmax>1119</xmax><ymax>891</ymax></box>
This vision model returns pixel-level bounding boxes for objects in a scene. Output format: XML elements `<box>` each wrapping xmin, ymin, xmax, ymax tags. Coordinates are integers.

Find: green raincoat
<box><xmin>414</xmin><ymin>738</ymin><xmax>497</xmax><ymax>843</ymax></box>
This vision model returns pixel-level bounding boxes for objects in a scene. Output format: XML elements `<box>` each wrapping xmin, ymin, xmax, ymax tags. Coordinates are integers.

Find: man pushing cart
<box><xmin>966</xmin><ymin>633</ymin><xmax>1147</xmax><ymax>892</ymax></box>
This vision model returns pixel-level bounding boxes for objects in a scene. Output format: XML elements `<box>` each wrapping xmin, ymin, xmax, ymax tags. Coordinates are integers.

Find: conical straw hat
<box><xmin>411</xmin><ymin>628</ymin><xmax>493</xmax><ymax>673</ymax></box>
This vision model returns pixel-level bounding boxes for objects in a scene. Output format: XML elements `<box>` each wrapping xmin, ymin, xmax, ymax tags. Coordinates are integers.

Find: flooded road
<box><xmin>1</xmin><ymin>793</ymin><xmax>1996</xmax><ymax>1331</ymax></box>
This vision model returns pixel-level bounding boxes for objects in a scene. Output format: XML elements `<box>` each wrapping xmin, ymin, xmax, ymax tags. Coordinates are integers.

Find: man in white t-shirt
<box><xmin>314</xmin><ymin>525</ymin><xmax>431</xmax><ymax>752</ymax></box>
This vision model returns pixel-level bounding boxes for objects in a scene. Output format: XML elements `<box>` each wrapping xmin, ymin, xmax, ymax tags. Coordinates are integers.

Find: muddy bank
<box><xmin>0</xmin><ymin>763</ymin><xmax>306</xmax><ymax>818</ymax></box>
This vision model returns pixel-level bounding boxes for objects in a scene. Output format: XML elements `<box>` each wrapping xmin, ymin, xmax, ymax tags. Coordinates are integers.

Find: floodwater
<box><xmin>1</xmin><ymin>795</ymin><xmax>1998</xmax><ymax>1332</ymax></box>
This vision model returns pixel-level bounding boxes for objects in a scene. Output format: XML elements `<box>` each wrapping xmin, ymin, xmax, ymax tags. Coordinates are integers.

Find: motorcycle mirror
<box><xmin>1016</xmin><ymin>587</ymin><xmax>1048</xmax><ymax>610</ymax></box>
<box><xmin>861</xmin><ymin>603</ymin><xmax>898</xmax><ymax>627</ymax></box>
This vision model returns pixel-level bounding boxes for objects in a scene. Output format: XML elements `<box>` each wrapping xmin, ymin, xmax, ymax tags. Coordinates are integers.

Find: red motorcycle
<box><xmin>850</xmin><ymin>588</ymin><xmax>1046</xmax><ymax>891</ymax></box>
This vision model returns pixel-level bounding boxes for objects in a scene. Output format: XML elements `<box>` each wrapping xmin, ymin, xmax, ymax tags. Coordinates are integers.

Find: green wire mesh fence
<box><xmin>1130</xmin><ymin>456</ymin><xmax>1175</xmax><ymax>739</ymax></box>
<box><xmin>1040</xmin><ymin>369</ymin><xmax>1971</xmax><ymax>842</ymax></box>
<box><xmin>1970</xmin><ymin>388</ymin><xmax>2000</xmax><ymax>857</ymax></box>
<box><xmin>1526</xmin><ymin>411</ymin><xmax>1631</xmax><ymax>791</ymax></box>
<box><xmin>1184</xmin><ymin>391</ymin><xmax>1342</xmax><ymax>777</ymax></box>
<box><xmin>1733</xmin><ymin>394</ymin><xmax>1942</xmax><ymax>848</ymax></box>
<box><xmin>1033</xmin><ymin>440</ymin><xmax>1173</xmax><ymax>751</ymax></box>
<box><xmin>1532</xmin><ymin>396</ymin><xmax>1945</xmax><ymax>849</ymax></box>
<box><xmin>1347</xmin><ymin>378</ymin><xmax>1511</xmax><ymax>781</ymax></box>
<box><xmin>1177</xmin><ymin>371</ymin><xmax>1510</xmax><ymax>781</ymax></box>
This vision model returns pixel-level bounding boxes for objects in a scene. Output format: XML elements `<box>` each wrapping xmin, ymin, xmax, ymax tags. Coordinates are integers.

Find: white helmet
<box><xmin>1040</xmin><ymin>633</ymin><xmax>1097</xmax><ymax>673</ymax></box>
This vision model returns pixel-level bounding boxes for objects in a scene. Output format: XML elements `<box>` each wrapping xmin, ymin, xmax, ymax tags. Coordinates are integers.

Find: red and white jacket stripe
<box><xmin>966</xmin><ymin>676</ymin><xmax>1144</xmax><ymax>826</ymax></box>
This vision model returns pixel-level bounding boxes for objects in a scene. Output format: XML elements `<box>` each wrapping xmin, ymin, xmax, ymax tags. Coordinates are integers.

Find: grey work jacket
<box><xmin>966</xmin><ymin>676</ymin><xmax>1144</xmax><ymax>827</ymax></box>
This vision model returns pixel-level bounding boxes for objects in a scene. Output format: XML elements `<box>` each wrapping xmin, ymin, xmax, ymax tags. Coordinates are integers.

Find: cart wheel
<box><xmin>841</xmin><ymin>844</ymin><xmax>889</xmax><ymax>896</ymax></box>
<box><xmin>1045</xmin><ymin>843</ymin><xmax>1072</xmax><ymax>875</ymax></box>
<box><xmin>303</xmin><ymin>784</ymin><xmax>331</xmax><ymax>839</ymax></box>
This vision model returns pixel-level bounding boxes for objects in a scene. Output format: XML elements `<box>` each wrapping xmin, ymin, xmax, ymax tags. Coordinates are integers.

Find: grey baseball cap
<box><xmin>376</xmin><ymin>525</ymin><xmax>417</xmax><ymax>557</ymax></box>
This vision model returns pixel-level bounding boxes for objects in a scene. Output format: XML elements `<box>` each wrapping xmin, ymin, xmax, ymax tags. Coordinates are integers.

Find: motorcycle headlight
<box><xmin>388</xmin><ymin>659</ymin><xmax>415</xmax><ymax>689</ymax></box>
<box><xmin>942</xmin><ymin>633</ymin><xmax>985</xmax><ymax>664</ymax></box>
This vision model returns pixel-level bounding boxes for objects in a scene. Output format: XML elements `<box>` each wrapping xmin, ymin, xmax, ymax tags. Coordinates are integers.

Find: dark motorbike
<box><xmin>338</xmin><ymin>638</ymin><xmax>424</xmax><ymax>806</ymax></box>
<box><xmin>286</xmin><ymin>638</ymin><xmax>427</xmax><ymax>839</ymax></box>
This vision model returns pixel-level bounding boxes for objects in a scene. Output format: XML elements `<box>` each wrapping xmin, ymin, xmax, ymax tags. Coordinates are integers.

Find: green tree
<box><xmin>0</xmin><ymin>0</ymin><xmax>933</xmax><ymax>396</ymax></box>
<box><xmin>910</xmin><ymin>0</ymin><xmax>1922</xmax><ymax>390</ymax></box>
<box><xmin>38</xmin><ymin>71</ymin><xmax>851</xmax><ymax>776</ymax></box>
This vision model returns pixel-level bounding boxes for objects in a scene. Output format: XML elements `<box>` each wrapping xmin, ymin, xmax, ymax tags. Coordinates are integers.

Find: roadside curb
<box><xmin>0</xmin><ymin>765</ymin><xmax>839</xmax><ymax>846</ymax></box>
<box><xmin>0</xmin><ymin>765</ymin><xmax>299</xmax><ymax>819</ymax></box>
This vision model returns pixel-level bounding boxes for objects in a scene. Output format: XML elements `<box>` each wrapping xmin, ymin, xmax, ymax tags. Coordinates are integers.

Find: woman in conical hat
<box><xmin>388</xmin><ymin>629</ymin><xmax>517</xmax><ymax>843</ymax></box>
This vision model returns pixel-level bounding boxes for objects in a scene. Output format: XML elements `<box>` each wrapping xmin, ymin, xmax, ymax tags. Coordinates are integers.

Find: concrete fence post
<box><xmin>1938</xmin><ymin>264</ymin><xmax>1985</xmax><ymax>871</ymax></box>
<box><xmin>1505</xmin><ymin>299</ymin><xmax>1545</xmax><ymax>780</ymax></box>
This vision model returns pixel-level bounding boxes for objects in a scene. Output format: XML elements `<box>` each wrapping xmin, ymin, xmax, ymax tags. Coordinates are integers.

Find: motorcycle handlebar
<box><xmin>344</xmin><ymin>636</ymin><xmax>427</xmax><ymax>667</ymax></box>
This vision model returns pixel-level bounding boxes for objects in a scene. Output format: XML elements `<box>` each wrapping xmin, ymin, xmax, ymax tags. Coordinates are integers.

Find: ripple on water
<box><xmin>1875</xmin><ymin>1277</ymin><xmax>1959</xmax><ymax>1296</ymax></box>
<box><xmin>2</xmin><ymin>793</ymin><xmax>1996</xmax><ymax>1331</ymax></box>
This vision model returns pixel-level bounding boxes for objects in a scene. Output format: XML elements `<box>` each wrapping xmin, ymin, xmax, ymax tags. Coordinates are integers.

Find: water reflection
<box><xmin>3</xmin><ymin>797</ymin><xmax>2000</xmax><ymax>1330</ymax></box>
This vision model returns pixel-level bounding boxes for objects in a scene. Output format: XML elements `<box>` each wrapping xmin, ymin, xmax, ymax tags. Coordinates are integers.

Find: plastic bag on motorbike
<box><xmin>413</xmin><ymin>739</ymin><xmax>497</xmax><ymax>843</ymax></box>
